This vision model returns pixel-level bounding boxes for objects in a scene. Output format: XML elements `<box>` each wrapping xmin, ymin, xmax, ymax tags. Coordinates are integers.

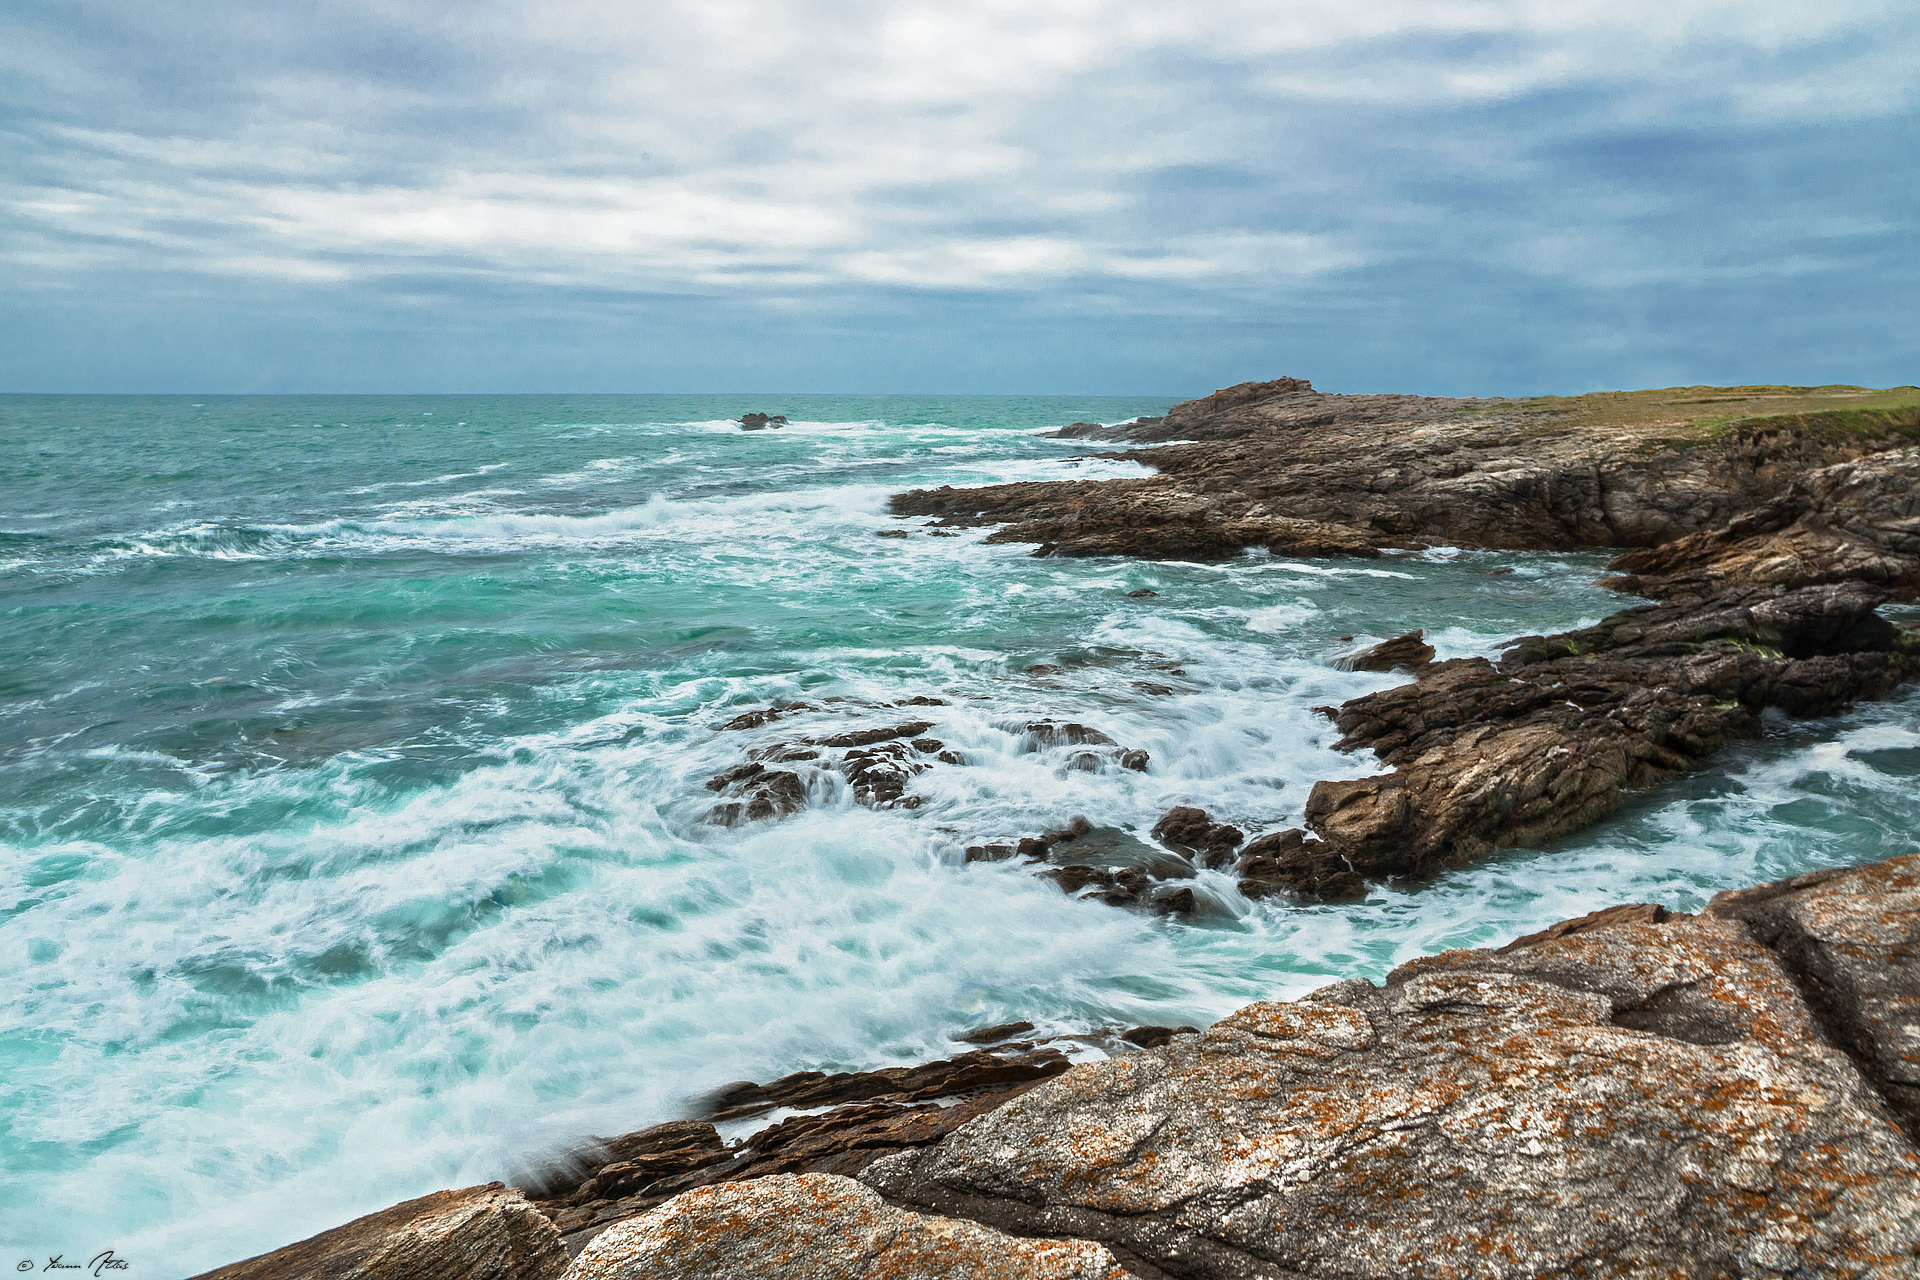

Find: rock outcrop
<box><xmin>738</xmin><ymin>412</ymin><xmax>788</xmax><ymax>430</ymax></box>
<box><xmin>893</xmin><ymin>382</ymin><xmax>1920</xmax><ymax>560</ymax></box>
<box><xmin>192</xmin><ymin>1183</ymin><xmax>568</xmax><ymax>1280</ymax></box>
<box><xmin>201</xmin><ymin>855</ymin><xmax>1920</xmax><ymax>1280</ymax></box>
<box><xmin>1604</xmin><ymin>447</ymin><xmax>1920</xmax><ymax>600</ymax></box>
<box><xmin>865</xmin><ymin>853</ymin><xmax>1920</xmax><ymax>1279</ymax></box>
<box><xmin>567</xmin><ymin>1174</ymin><xmax>1127</xmax><ymax>1280</ymax></box>
<box><xmin>519</xmin><ymin>1044</ymin><xmax>1074</xmax><ymax>1255</ymax></box>
<box><xmin>1289</xmin><ymin>582</ymin><xmax>1919</xmax><ymax>889</ymax></box>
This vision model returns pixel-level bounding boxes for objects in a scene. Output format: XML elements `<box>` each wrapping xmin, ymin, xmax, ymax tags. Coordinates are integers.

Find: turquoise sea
<box><xmin>4</xmin><ymin>394</ymin><xmax>1918</xmax><ymax>1274</ymax></box>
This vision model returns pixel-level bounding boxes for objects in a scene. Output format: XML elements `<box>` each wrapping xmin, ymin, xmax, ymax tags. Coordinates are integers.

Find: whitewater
<box><xmin>3</xmin><ymin>393</ymin><xmax>1917</xmax><ymax>1276</ymax></box>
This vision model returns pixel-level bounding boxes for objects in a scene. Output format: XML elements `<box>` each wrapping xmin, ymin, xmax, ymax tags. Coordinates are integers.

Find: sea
<box><xmin>4</xmin><ymin>394</ymin><xmax>1918</xmax><ymax>1275</ymax></box>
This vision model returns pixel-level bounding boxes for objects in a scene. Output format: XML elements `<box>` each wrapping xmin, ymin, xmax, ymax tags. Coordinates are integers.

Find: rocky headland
<box><xmin>193</xmin><ymin>379</ymin><xmax>1920</xmax><ymax>1278</ymax></box>
<box><xmin>897</xmin><ymin>378</ymin><xmax>1920</xmax><ymax>904</ymax></box>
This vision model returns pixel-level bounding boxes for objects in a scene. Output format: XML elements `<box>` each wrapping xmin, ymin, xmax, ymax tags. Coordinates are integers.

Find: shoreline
<box><xmin>200</xmin><ymin>850</ymin><xmax>1920</xmax><ymax>1279</ymax></box>
<box><xmin>189</xmin><ymin>376</ymin><xmax>1920</xmax><ymax>1278</ymax></box>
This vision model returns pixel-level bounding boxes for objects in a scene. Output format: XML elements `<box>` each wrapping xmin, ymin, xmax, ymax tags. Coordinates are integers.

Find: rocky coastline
<box><xmin>194</xmin><ymin>379</ymin><xmax>1920</xmax><ymax>1278</ymax></box>
<box><xmin>198</xmin><ymin>853</ymin><xmax>1920</xmax><ymax>1279</ymax></box>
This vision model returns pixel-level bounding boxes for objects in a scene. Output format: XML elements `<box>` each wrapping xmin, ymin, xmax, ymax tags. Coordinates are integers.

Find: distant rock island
<box><xmin>194</xmin><ymin>379</ymin><xmax>1920</xmax><ymax>1279</ymax></box>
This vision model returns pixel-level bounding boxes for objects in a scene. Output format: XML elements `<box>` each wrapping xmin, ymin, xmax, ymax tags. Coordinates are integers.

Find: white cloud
<box><xmin>2</xmin><ymin>0</ymin><xmax>1914</xmax><ymax>298</ymax></box>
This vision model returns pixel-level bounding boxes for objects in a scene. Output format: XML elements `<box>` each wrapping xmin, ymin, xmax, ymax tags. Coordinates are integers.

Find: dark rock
<box><xmin>1233</xmin><ymin>829</ymin><xmax>1368</xmax><ymax>903</ymax></box>
<box><xmin>738</xmin><ymin>413</ymin><xmax>788</xmax><ymax>430</ymax></box>
<box><xmin>1146</xmin><ymin>886</ymin><xmax>1197</xmax><ymax>916</ymax></box>
<box><xmin>720</xmin><ymin>703</ymin><xmax>815</xmax><ymax>731</ymax></box>
<box><xmin>708</xmin><ymin>770</ymin><xmax>807</xmax><ymax>826</ymax></box>
<box><xmin>875</xmin><ymin>528</ymin><xmax>910</xmax><ymax>538</ymax></box>
<box><xmin>821</xmin><ymin>721</ymin><xmax>934</xmax><ymax>748</ymax></box>
<box><xmin>1020</xmin><ymin>722</ymin><xmax>1115</xmax><ymax>748</ymax></box>
<box><xmin>1125</xmin><ymin>588</ymin><xmax>1158</xmax><ymax>597</ymax></box>
<box><xmin>1301</xmin><ymin>582</ymin><xmax>1919</xmax><ymax>883</ymax></box>
<box><xmin>1117</xmin><ymin>748</ymin><xmax>1150</xmax><ymax>771</ymax></box>
<box><xmin>1120</xmin><ymin>1025</ymin><xmax>1198</xmax><ymax>1049</ymax></box>
<box><xmin>957</xmin><ymin>1021</ymin><xmax>1036</xmax><ymax>1045</ymax></box>
<box><xmin>191</xmin><ymin>1183</ymin><xmax>567</xmax><ymax>1280</ymax></box>
<box><xmin>1150</xmin><ymin>806</ymin><xmax>1243</xmax><ymax>868</ymax></box>
<box><xmin>964</xmin><ymin>844</ymin><xmax>1015</xmax><ymax>863</ymax></box>
<box><xmin>1336</xmin><ymin>628</ymin><xmax>1435</xmax><ymax>672</ymax></box>
<box><xmin>1023</xmin><ymin>663</ymin><xmax>1066</xmax><ymax>675</ymax></box>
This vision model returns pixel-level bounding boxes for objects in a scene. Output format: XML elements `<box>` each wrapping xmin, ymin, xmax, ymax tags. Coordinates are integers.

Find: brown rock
<box><xmin>566</xmin><ymin>1174</ymin><xmax>1128</xmax><ymax>1279</ymax></box>
<box><xmin>1149</xmin><ymin>806</ymin><xmax>1243</xmax><ymax>869</ymax></box>
<box><xmin>866</xmin><ymin>854</ymin><xmax>1920</xmax><ymax>1279</ymax></box>
<box><xmin>1335</xmin><ymin>628</ymin><xmax>1435</xmax><ymax>672</ymax></box>
<box><xmin>191</xmin><ymin>1183</ymin><xmax>566</xmax><ymax>1280</ymax></box>
<box><xmin>1301</xmin><ymin>582</ymin><xmax>1919</xmax><ymax>882</ymax></box>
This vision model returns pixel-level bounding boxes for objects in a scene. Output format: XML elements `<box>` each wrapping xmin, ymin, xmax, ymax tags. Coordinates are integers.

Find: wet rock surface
<box><xmin>1335</xmin><ymin>628</ymin><xmax>1435</xmax><ymax>672</ymax></box>
<box><xmin>1264</xmin><ymin>581</ymin><xmax>1920</xmax><ymax>893</ymax></box>
<box><xmin>966</xmin><ymin>815</ymin><xmax>1205</xmax><ymax>916</ymax></box>
<box><xmin>704</xmin><ymin>703</ymin><xmax>1152</xmax><ymax>831</ymax></box>
<box><xmin>519</xmin><ymin>1044</ymin><xmax>1076</xmax><ymax>1255</ymax></box>
<box><xmin>192</xmin><ymin>1182</ymin><xmax>568</xmax><ymax>1280</ymax></box>
<box><xmin>737</xmin><ymin>412</ymin><xmax>788</xmax><ymax>430</ymax></box>
<box><xmin>866</xmin><ymin>854</ymin><xmax>1920</xmax><ymax>1280</ymax></box>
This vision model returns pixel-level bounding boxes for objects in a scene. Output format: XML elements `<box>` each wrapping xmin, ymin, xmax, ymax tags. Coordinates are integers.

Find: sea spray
<box><xmin>2</xmin><ymin>393</ymin><xmax>1917</xmax><ymax>1275</ymax></box>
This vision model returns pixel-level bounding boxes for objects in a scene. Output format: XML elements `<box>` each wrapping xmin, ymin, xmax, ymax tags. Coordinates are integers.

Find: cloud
<box><xmin>0</xmin><ymin>0</ymin><xmax>1915</xmax><ymax>390</ymax></box>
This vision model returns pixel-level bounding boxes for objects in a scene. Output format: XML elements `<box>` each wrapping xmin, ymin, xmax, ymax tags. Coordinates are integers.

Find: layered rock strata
<box><xmin>1265</xmin><ymin>581</ymin><xmax>1920</xmax><ymax>894</ymax></box>
<box><xmin>890</xmin><ymin>380</ymin><xmax>1920</xmax><ymax>561</ymax></box>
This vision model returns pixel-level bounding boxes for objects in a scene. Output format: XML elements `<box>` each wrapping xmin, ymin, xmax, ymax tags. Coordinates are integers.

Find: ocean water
<box><xmin>3</xmin><ymin>394</ymin><xmax>1917</xmax><ymax>1275</ymax></box>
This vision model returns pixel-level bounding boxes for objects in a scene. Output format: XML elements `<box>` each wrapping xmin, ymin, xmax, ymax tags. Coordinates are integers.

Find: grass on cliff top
<box><xmin>1471</xmin><ymin>383</ymin><xmax>1920</xmax><ymax>454</ymax></box>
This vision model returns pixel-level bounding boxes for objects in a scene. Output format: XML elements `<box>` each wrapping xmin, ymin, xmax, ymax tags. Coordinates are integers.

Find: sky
<box><xmin>1</xmin><ymin>0</ymin><xmax>1916</xmax><ymax>395</ymax></box>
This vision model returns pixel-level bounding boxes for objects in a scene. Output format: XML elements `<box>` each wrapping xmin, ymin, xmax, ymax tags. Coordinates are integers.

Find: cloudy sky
<box><xmin>3</xmin><ymin>0</ymin><xmax>1915</xmax><ymax>394</ymax></box>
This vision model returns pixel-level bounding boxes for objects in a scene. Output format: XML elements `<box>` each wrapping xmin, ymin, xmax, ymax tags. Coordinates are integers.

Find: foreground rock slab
<box><xmin>566</xmin><ymin>1173</ymin><xmax>1126</xmax><ymax>1280</ymax></box>
<box><xmin>192</xmin><ymin>1183</ymin><xmax>567</xmax><ymax>1280</ymax></box>
<box><xmin>865</xmin><ymin>854</ymin><xmax>1920</xmax><ymax>1279</ymax></box>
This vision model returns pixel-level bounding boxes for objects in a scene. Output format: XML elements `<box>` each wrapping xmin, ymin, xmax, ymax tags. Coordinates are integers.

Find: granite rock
<box><xmin>564</xmin><ymin>1173</ymin><xmax>1127</xmax><ymax>1280</ymax></box>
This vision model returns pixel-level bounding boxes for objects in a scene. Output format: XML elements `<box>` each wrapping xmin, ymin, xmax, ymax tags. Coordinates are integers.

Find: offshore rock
<box><xmin>1303</xmin><ymin>581</ymin><xmax>1920</xmax><ymax>881</ymax></box>
<box><xmin>865</xmin><ymin>853</ymin><xmax>1920</xmax><ymax>1279</ymax></box>
<box><xmin>1335</xmin><ymin>628</ymin><xmax>1435</xmax><ymax>672</ymax></box>
<box><xmin>738</xmin><ymin>412</ymin><xmax>788</xmax><ymax>430</ymax></box>
<box><xmin>565</xmin><ymin>1174</ymin><xmax>1127</xmax><ymax>1280</ymax></box>
<box><xmin>192</xmin><ymin>1183</ymin><xmax>567</xmax><ymax>1280</ymax></box>
<box><xmin>1148</xmin><ymin>806</ymin><xmax>1243</xmax><ymax>869</ymax></box>
<box><xmin>1231</xmin><ymin>828</ymin><xmax>1367</xmax><ymax>903</ymax></box>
